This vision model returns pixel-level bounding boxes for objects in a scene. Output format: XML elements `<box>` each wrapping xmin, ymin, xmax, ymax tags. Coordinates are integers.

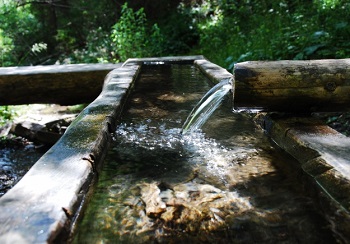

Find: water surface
<box><xmin>0</xmin><ymin>141</ymin><xmax>46</xmax><ymax>196</ymax></box>
<box><xmin>74</xmin><ymin>64</ymin><xmax>338</xmax><ymax>243</ymax></box>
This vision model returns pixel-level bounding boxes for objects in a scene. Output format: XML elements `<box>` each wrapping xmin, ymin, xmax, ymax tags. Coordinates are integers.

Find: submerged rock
<box><xmin>140</xmin><ymin>183</ymin><xmax>166</xmax><ymax>217</ymax></box>
<box><xmin>112</xmin><ymin>178</ymin><xmax>253</xmax><ymax>242</ymax></box>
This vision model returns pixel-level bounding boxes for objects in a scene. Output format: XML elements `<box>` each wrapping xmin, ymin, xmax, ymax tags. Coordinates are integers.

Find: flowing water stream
<box><xmin>181</xmin><ymin>78</ymin><xmax>232</xmax><ymax>133</ymax></box>
<box><xmin>73</xmin><ymin>64</ymin><xmax>339</xmax><ymax>243</ymax></box>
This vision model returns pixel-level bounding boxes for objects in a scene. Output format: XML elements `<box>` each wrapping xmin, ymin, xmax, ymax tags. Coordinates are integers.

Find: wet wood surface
<box><xmin>0</xmin><ymin>63</ymin><xmax>140</xmax><ymax>243</ymax></box>
<box><xmin>257</xmin><ymin>114</ymin><xmax>350</xmax><ymax>237</ymax></box>
<box><xmin>0</xmin><ymin>63</ymin><xmax>121</xmax><ymax>105</ymax></box>
<box><xmin>234</xmin><ymin>59</ymin><xmax>350</xmax><ymax>112</ymax></box>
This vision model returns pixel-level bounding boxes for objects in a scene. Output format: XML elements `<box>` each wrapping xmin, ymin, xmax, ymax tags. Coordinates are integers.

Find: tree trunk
<box><xmin>233</xmin><ymin>59</ymin><xmax>350</xmax><ymax>112</ymax></box>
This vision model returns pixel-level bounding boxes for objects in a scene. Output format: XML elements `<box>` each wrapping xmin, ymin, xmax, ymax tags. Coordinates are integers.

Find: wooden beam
<box><xmin>0</xmin><ymin>63</ymin><xmax>140</xmax><ymax>243</ymax></box>
<box><xmin>233</xmin><ymin>59</ymin><xmax>350</xmax><ymax>112</ymax></box>
<box><xmin>0</xmin><ymin>63</ymin><xmax>121</xmax><ymax>105</ymax></box>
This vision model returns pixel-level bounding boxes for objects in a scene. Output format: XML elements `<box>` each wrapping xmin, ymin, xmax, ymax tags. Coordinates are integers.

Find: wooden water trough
<box><xmin>0</xmin><ymin>57</ymin><xmax>350</xmax><ymax>243</ymax></box>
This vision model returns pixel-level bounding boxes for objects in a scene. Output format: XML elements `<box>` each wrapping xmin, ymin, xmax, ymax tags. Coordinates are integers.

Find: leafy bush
<box><xmin>56</xmin><ymin>28</ymin><xmax>114</xmax><ymax>64</ymax></box>
<box><xmin>111</xmin><ymin>3</ymin><xmax>165</xmax><ymax>62</ymax></box>
<box><xmin>0</xmin><ymin>106</ymin><xmax>15</xmax><ymax>127</ymax></box>
<box><xmin>0</xmin><ymin>2</ymin><xmax>44</xmax><ymax>66</ymax></box>
<box><xmin>1</xmin><ymin>0</ymin><xmax>349</xmax><ymax>67</ymax></box>
<box><xmin>0</xmin><ymin>28</ymin><xmax>15</xmax><ymax>67</ymax></box>
<box><xmin>188</xmin><ymin>0</ymin><xmax>350</xmax><ymax>69</ymax></box>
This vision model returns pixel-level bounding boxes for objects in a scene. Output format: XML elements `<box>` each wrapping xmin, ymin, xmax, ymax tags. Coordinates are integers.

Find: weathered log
<box><xmin>0</xmin><ymin>63</ymin><xmax>140</xmax><ymax>243</ymax></box>
<box><xmin>0</xmin><ymin>63</ymin><xmax>121</xmax><ymax>105</ymax></box>
<box><xmin>233</xmin><ymin>59</ymin><xmax>350</xmax><ymax>112</ymax></box>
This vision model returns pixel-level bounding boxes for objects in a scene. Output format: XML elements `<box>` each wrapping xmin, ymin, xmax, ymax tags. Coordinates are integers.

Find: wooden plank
<box><xmin>257</xmin><ymin>114</ymin><xmax>350</xmax><ymax>238</ymax></box>
<box><xmin>0</xmin><ymin>63</ymin><xmax>140</xmax><ymax>243</ymax></box>
<box><xmin>0</xmin><ymin>57</ymin><xmax>206</xmax><ymax>243</ymax></box>
<box><xmin>0</xmin><ymin>63</ymin><xmax>121</xmax><ymax>105</ymax></box>
<box><xmin>194</xmin><ymin>59</ymin><xmax>233</xmax><ymax>85</ymax></box>
<box><xmin>234</xmin><ymin>59</ymin><xmax>350</xmax><ymax>112</ymax></box>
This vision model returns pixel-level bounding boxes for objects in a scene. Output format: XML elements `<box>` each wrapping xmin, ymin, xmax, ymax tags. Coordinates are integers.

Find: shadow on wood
<box><xmin>0</xmin><ymin>63</ymin><xmax>122</xmax><ymax>105</ymax></box>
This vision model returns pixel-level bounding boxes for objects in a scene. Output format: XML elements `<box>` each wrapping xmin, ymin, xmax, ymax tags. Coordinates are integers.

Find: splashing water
<box><xmin>181</xmin><ymin>78</ymin><xmax>233</xmax><ymax>134</ymax></box>
<box><xmin>74</xmin><ymin>65</ymin><xmax>340</xmax><ymax>244</ymax></box>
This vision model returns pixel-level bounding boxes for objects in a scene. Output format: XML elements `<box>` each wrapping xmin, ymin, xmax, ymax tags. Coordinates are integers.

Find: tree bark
<box><xmin>233</xmin><ymin>59</ymin><xmax>350</xmax><ymax>112</ymax></box>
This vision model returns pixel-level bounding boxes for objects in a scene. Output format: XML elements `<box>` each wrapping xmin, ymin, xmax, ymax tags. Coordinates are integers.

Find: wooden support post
<box><xmin>233</xmin><ymin>59</ymin><xmax>350</xmax><ymax>112</ymax></box>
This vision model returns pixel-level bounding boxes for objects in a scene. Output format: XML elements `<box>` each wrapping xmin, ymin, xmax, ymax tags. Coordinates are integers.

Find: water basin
<box><xmin>73</xmin><ymin>64</ymin><xmax>341</xmax><ymax>243</ymax></box>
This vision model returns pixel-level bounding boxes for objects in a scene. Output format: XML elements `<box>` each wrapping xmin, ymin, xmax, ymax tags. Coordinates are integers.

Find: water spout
<box><xmin>182</xmin><ymin>78</ymin><xmax>233</xmax><ymax>134</ymax></box>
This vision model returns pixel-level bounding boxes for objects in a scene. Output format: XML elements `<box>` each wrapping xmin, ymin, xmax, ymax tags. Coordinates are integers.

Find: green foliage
<box><xmin>0</xmin><ymin>106</ymin><xmax>15</xmax><ymax>126</ymax></box>
<box><xmin>56</xmin><ymin>28</ymin><xmax>114</xmax><ymax>64</ymax></box>
<box><xmin>0</xmin><ymin>28</ymin><xmax>14</xmax><ymax>66</ymax></box>
<box><xmin>157</xmin><ymin>4</ymin><xmax>199</xmax><ymax>55</ymax></box>
<box><xmin>0</xmin><ymin>0</ymin><xmax>349</xmax><ymax>67</ymax></box>
<box><xmin>53</xmin><ymin>0</ymin><xmax>119</xmax><ymax>64</ymax></box>
<box><xmin>188</xmin><ymin>0</ymin><xmax>350</xmax><ymax>69</ymax></box>
<box><xmin>111</xmin><ymin>3</ymin><xmax>165</xmax><ymax>62</ymax></box>
<box><xmin>0</xmin><ymin>2</ymin><xmax>45</xmax><ymax>66</ymax></box>
<box><xmin>0</xmin><ymin>0</ymin><xmax>119</xmax><ymax>66</ymax></box>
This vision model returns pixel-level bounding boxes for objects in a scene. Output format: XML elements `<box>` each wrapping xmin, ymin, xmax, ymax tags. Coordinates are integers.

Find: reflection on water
<box><xmin>73</xmin><ymin>65</ymin><xmax>338</xmax><ymax>243</ymax></box>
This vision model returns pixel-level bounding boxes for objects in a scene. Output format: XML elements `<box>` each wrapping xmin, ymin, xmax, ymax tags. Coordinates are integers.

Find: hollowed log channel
<box><xmin>0</xmin><ymin>56</ymin><xmax>210</xmax><ymax>243</ymax></box>
<box><xmin>0</xmin><ymin>62</ymin><xmax>141</xmax><ymax>243</ymax></box>
<box><xmin>1</xmin><ymin>57</ymin><xmax>350</xmax><ymax>242</ymax></box>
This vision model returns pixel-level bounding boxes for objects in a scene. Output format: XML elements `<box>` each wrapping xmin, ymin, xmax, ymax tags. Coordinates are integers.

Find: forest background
<box><xmin>1</xmin><ymin>0</ymin><xmax>349</xmax><ymax>70</ymax></box>
<box><xmin>1</xmin><ymin>0</ymin><xmax>350</xmax><ymax>130</ymax></box>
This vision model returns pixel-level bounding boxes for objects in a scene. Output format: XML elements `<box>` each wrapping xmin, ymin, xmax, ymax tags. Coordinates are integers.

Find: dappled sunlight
<box><xmin>157</xmin><ymin>92</ymin><xmax>202</xmax><ymax>103</ymax></box>
<box><xmin>301</xmin><ymin>133</ymin><xmax>350</xmax><ymax>179</ymax></box>
<box><xmin>0</xmin><ymin>144</ymin><xmax>93</xmax><ymax>237</ymax></box>
<box><xmin>74</xmin><ymin>64</ymin><xmax>338</xmax><ymax>243</ymax></box>
<box><xmin>317</xmin><ymin>0</ymin><xmax>342</xmax><ymax>9</ymax></box>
